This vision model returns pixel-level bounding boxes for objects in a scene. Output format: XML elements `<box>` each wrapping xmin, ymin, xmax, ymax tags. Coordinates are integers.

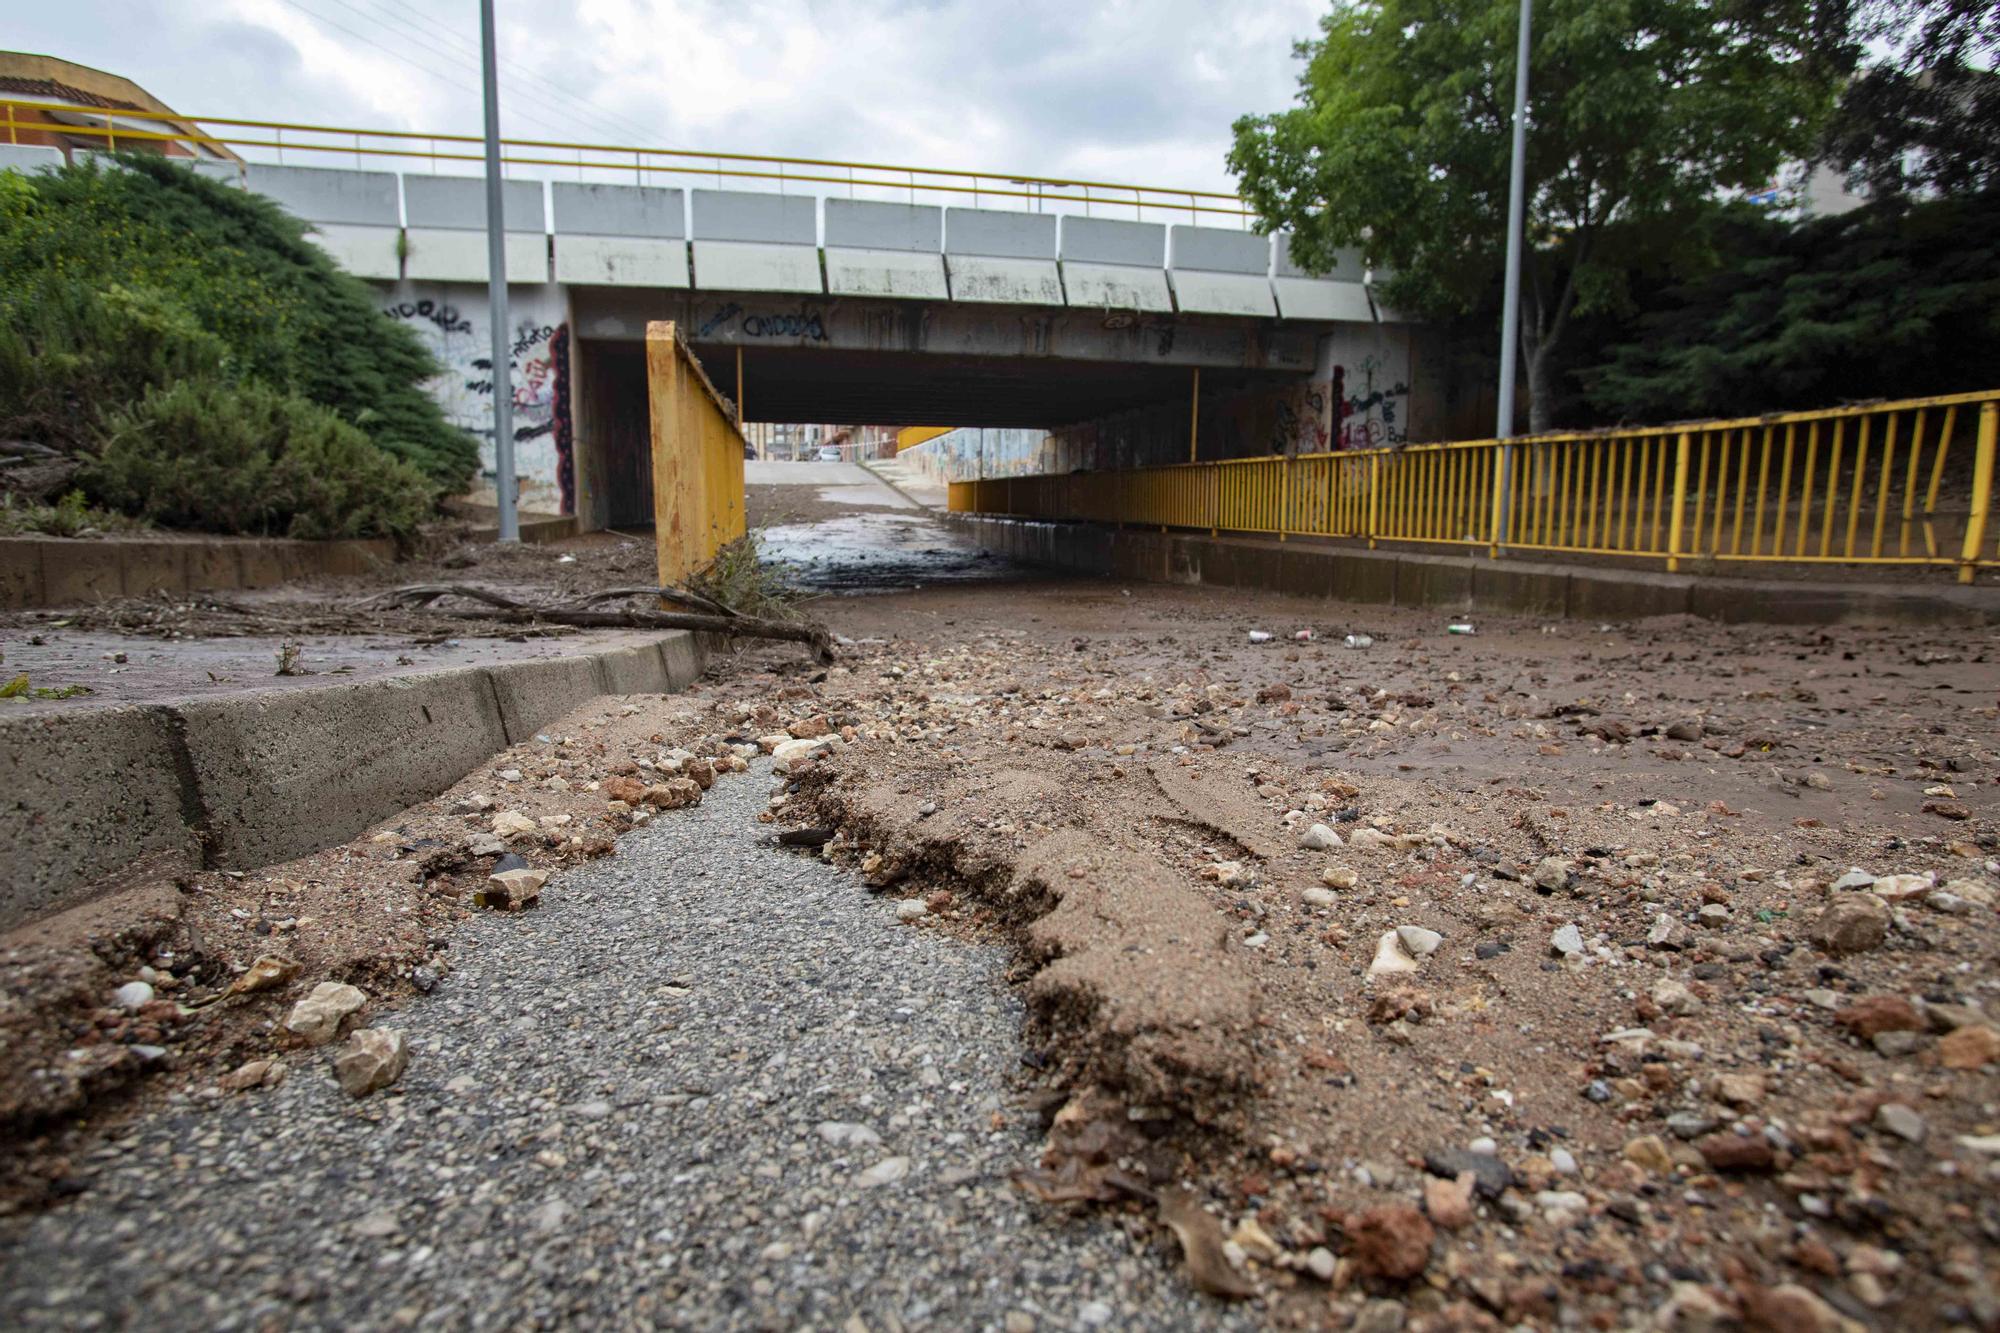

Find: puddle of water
<box><xmin>760</xmin><ymin>513</ymin><xmax>1021</xmax><ymax>593</ymax></box>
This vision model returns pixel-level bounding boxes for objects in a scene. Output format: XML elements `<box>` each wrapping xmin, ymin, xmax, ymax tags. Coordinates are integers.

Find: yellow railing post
<box><xmin>1665</xmin><ymin>430</ymin><xmax>1692</xmax><ymax>572</ymax></box>
<box><xmin>1279</xmin><ymin>452</ymin><xmax>1291</xmax><ymax>542</ymax></box>
<box><xmin>1960</xmin><ymin>400</ymin><xmax>1998</xmax><ymax>584</ymax></box>
<box><xmin>1488</xmin><ymin>444</ymin><xmax>1507</xmax><ymax>557</ymax></box>
<box><xmin>1366</xmin><ymin>453</ymin><xmax>1381</xmax><ymax>549</ymax></box>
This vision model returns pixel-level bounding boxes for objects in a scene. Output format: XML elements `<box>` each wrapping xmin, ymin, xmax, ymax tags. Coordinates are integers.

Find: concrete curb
<box><xmin>944</xmin><ymin>515</ymin><xmax>2000</xmax><ymax>627</ymax></box>
<box><xmin>0</xmin><ymin>631</ymin><xmax>715</xmax><ymax>932</ymax></box>
<box><xmin>0</xmin><ymin>535</ymin><xmax>400</xmax><ymax>610</ymax></box>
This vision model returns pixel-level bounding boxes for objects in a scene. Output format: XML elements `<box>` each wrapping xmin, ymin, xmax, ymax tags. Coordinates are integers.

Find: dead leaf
<box><xmin>1157</xmin><ymin>1187</ymin><xmax>1255</xmax><ymax>1299</ymax></box>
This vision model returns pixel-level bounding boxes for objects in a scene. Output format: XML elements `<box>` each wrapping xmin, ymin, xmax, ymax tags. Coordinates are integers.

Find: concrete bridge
<box><xmin>1</xmin><ymin>141</ymin><xmax>1429</xmax><ymax>528</ymax></box>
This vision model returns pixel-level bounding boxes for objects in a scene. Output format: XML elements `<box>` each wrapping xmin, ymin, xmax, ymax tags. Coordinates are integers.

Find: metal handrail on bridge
<box><xmin>0</xmin><ymin>98</ymin><xmax>1254</xmax><ymax>223</ymax></box>
<box><xmin>947</xmin><ymin>390</ymin><xmax>2000</xmax><ymax>583</ymax></box>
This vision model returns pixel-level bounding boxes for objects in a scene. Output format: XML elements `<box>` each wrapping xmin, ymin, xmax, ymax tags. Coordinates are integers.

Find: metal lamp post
<box><xmin>479</xmin><ymin>0</ymin><xmax>518</xmax><ymax>542</ymax></box>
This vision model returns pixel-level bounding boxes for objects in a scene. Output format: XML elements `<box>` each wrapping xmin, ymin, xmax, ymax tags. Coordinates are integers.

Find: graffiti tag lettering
<box><xmin>382</xmin><ymin>298</ymin><xmax>472</xmax><ymax>335</ymax></box>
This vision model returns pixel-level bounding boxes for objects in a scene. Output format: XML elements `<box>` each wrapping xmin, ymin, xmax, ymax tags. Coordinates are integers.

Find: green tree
<box><xmin>1229</xmin><ymin>0</ymin><xmax>1853</xmax><ymax>431</ymax></box>
<box><xmin>1824</xmin><ymin>0</ymin><xmax>2000</xmax><ymax>197</ymax></box>
<box><xmin>1581</xmin><ymin>187</ymin><xmax>2000</xmax><ymax>420</ymax></box>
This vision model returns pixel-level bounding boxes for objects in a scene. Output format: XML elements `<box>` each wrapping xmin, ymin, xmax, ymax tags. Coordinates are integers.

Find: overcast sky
<box><xmin>13</xmin><ymin>0</ymin><xmax>1325</xmax><ymax>202</ymax></box>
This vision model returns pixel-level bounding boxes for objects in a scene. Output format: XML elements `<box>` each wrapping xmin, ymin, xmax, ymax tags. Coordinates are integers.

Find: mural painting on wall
<box><xmin>1332</xmin><ymin>356</ymin><xmax>1411</xmax><ymax>451</ymax></box>
<box><xmin>382</xmin><ymin>299</ymin><xmax>574</xmax><ymax>514</ymax></box>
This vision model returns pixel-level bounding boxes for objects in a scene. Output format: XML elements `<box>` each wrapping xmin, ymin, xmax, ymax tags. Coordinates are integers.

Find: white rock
<box><xmin>1830</xmin><ymin>868</ymin><xmax>1877</xmax><ymax>892</ymax></box>
<box><xmin>1349</xmin><ymin>827</ymin><xmax>1397</xmax><ymax>851</ymax></box>
<box><xmin>1652</xmin><ymin>979</ymin><xmax>1699</xmax><ymax>1015</ymax></box>
<box><xmin>1550</xmin><ymin>923</ymin><xmax>1586</xmax><ymax>956</ymax></box>
<box><xmin>895</xmin><ymin>899</ymin><xmax>927</xmax><ymax>922</ymax></box>
<box><xmin>284</xmin><ymin>981</ymin><xmax>367</xmax><ymax>1046</ymax></box>
<box><xmin>113</xmin><ymin>981</ymin><xmax>155</xmax><ymax>1011</ymax></box>
<box><xmin>1299</xmin><ymin>823</ymin><xmax>1343</xmax><ymax>851</ymax></box>
<box><xmin>491</xmin><ymin>810</ymin><xmax>537</xmax><ymax>838</ymax></box>
<box><xmin>1535</xmin><ymin>857</ymin><xmax>1573</xmax><ymax>891</ymax></box>
<box><xmin>1322</xmin><ymin>866</ymin><xmax>1359</xmax><ymax>890</ymax></box>
<box><xmin>1305</xmin><ymin>1246</ymin><xmax>1336</xmax><ymax>1281</ymax></box>
<box><xmin>1367</xmin><ymin>930</ymin><xmax>1419</xmax><ymax>977</ymax></box>
<box><xmin>1943</xmin><ymin>879</ymin><xmax>1996</xmax><ymax>909</ymax></box>
<box><xmin>1396</xmin><ymin>925</ymin><xmax>1444</xmax><ymax>957</ymax></box>
<box><xmin>331</xmin><ymin>1027</ymin><xmax>408</xmax><ymax>1098</ymax></box>
<box><xmin>496</xmin><ymin>768</ymin><xmax>523</xmax><ymax>782</ymax></box>
<box><xmin>816</xmin><ymin>1121</ymin><xmax>882</xmax><ymax>1148</ymax></box>
<box><xmin>1871</xmin><ymin>872</ymin><xmax>1933</xmax><ymax>904</ymax></box>
<box><xmin>1302</xmin><ymin>887</ymin><xmax>1337</xmax><ymax>908</ymax></box>
<box><xmin>855</xmin><ymin>1156</ymin><xmax>910</xmax><ymax>1187</ymax></box>
<box><xmin>1550</xmin><ymin>1148</ymin><xmax>1578</xmax><ymax>1174</ymax></box>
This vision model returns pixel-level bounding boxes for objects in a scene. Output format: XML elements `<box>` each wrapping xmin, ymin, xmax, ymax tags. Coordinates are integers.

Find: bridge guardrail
<box><xmin>948</xmin><ymin>391</ymin><xmax>2000</xmax><ymax>583</ymax></box>
<box><xmin>1</xmin><ymin>99</ymin><xmax>1252</xmax><ymax>223</ymax></box>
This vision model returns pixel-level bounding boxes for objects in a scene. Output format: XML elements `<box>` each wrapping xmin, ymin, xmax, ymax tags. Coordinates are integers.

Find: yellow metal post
<box><xmin>1665</xmin><ymin>431</ymin><xmax>1692</xmax><ymax>572</ymax></box>
<box><xmin>734</xmin><ymin>346</ymin><xmax>744</xmax><ymax>427</ymax></box>
<box><xmin>1367</xmin><ymin>453</ymin><xmax>1381</xmax><ymax>549</ymax></box>
<box><xmin>1188</xmin><ymin>367</ymin><xmax>1200</xmax><ymax>462</ymax></box>
<box><xmin>1488</xmin><ymin>445</ymin><xmax>1507</xmax><ymax>556</ymax></box>
<box><xmin>1279</xmin><ymin>452</ymin><xmax>1291</xmax><ymax>541</ymax></box>
<box><xmin>1960</xmin><ymin>401</ymin><xmax>1997</xmax><ymax>583</ymax></box>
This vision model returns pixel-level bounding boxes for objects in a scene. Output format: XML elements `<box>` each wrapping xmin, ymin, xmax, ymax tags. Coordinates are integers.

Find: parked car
<box><xmin>815</xmin><ymin>446</ymin><xmax>843</xmax><ymax>462</ymax></box>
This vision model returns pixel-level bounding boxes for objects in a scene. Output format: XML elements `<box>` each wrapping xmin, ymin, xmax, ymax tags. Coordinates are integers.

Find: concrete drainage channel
<box><xmin>0</xmin><ymin>631</ymin><xmax>715</xmax><ymax>932</ymax></box>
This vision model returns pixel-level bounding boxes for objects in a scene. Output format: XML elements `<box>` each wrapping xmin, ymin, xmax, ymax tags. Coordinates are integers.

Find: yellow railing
<box><xmin>646</xmin><ymin>320</ymin><xmax>746</xmax><ymax>585</ymax></box>
<box><xmin>948</xmin><ymin>391</ymin><xmax>2000</xmax><ymax>582</ymax></box>
<box><xmin>0</xmin><ymin>98</ymin><xmax>1251</xmax><ymax>222</ymax></box>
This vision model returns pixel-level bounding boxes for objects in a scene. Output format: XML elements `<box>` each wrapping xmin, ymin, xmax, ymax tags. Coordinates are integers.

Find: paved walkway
<box><xmin>0</xmin><ymin>760</ymin><xmax>1242</xmax><ymax>1332</ymax></box>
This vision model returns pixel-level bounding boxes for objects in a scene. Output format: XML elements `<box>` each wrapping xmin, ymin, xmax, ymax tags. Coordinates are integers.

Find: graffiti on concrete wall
<box><xmin>692</xmin><ymin>301</ymin><xmax>829</xmax><ymax>342</ymax></box>
<box><xmin>1271</xmin><ymin>382</ymin><xmax>1331</xmax><ymax>455</ymax></box>
<box><xmin>1333</xmin><ymin>355</ymin><xmax>1410</xmax><ymax>450</ymax></box>
<box><xmin>383</xmin><ymin>288</ymin><xmax>573</xmax><ymax>514</ymax></box>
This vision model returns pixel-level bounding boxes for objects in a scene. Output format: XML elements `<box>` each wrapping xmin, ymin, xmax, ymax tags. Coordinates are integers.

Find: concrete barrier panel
<box><xmin>0</xmin><ymin>539</ymin><xmax>43</xmax><ymax>608</ymax></box>
<box><xmin>177</xmin><ymin>673</ymin><xmax>514</xmax><ymax>869</ymax></box>
<box><xmin>556</xmin><ymin>234</ymin><xmax>690</xmax><ymax>287</ymax></box>
<box><xmin>552</xmin><ymin>181</ymin><xmax>686</xmax><ymax>238</ymax></box>
<box><xmin>1394</xmin><ymin>553</ymin><xmax>1476</xmax><ymax>610</ymax></box>
<box><xmin>827</xmin><ymin>247</ymin><xmax>948</xmax><ymax>299</ymax></box>
<box><xmin>1168</xmin><ymin>226</ymin><xmax>1277</xmax><ymax>314</ymax></box>
<box><xmin>825</xmin><ymin>199</ymin><xmax>940</xmax><ymax>252</ymax></box>
<box><xmin>1061</xmin><ymin>217</ymin><xmax>1166</xmax><ymax>267</ymax></box>
<box><xmin>1059</xmin><ymin>217</ymin><xmax>1172</xmax><ymax>312</ymax></box>
<box><xmin>404</xmin><ymin>228</ymin><xmax>548</xmax><ymax>284</ymax></box>
<box><xmin>946</xmin><ymin>208</ymin><xmax>1057</xmax><ymax>259</ymax></box>
<box><xmin>691</xmin><ymin>190</ymin><xmax>816</xmax><ymax>245</ymax></box>
<box><xmin>483</xmin><ymin>655</ymin><xmax>604</xmax><ymax>743</ymax></box>
<box><xmin>404</xmin><ymin>174</ymin><xmax>546</xmax><ymax>231</ymax></box>
<box><xmin>0</xmin><ymin>144</ymin><xmax>65</xmax><ymax>175</ymax></box>
<box><xmin>943</xmin><ymin>209</ymin><xmax>1062</xmax><ymax>305</ymax></box>
<box><xmin>120</xmin><ymin>542</ymin><xmax>189</xmax><ymax>598</ymax></box>
<box><xmin>404</xmin><ymin>175</ymin><xmax>547</xmax><ymax>282</ymax></box>
<box><xmin>594</xmin><ymin>640</ymin><xmax>676</xmax><ymax>695</ymax></box>
<box><xmin>0</xmin><ymin>707</ymin><xmax>198</xmax><ymax>932</ymax></box>
<box><xmin>1566</xmin><ymin>568</ymin><xmax>1691</xmax><ymax>621</ymax></box>
<box><xmin>246</xmin><ymin>163</ymin><xmax>399</xmax><ymax>226</ymax></box>
<box><xmin>824</xmin><ymin>200</ymin><xmax>947</xmax><ymax>298</ymax></box>
<box><xmin>1271</xmin><ymin>232</ymin><xmax>1375</xmax><ymax>321</ymax></box>
<box><xmin>689</xmin><ymin>191</ymin><xmax>822</xmax><ymax>291</ymax></box>
<box><xmin>39</xmin><ymin>540</ymin><xmax>126</xmax><ymax>603</ymax></box>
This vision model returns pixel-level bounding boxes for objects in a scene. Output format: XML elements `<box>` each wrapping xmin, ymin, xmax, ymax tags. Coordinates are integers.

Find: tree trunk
<box><xmin>1525</xmin><ymin>343</ymin><xmax>1556</xmax><ymax>435</ymax></box>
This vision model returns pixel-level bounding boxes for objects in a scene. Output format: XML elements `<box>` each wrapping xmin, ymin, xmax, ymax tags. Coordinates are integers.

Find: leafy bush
<box><xmin>87</xmin><ymin>380</ymin><xmax>432</xmax><ymax>540</ymax></box>
<box><xmin>0</xmin><ymin>155</ymin><xmax>475</xmax><ymax>492</ymax></box>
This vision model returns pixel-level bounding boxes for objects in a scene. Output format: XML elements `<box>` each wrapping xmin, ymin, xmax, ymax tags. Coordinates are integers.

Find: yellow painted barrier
<box><xmin>948</xmin><ymin>390</ymin><xmax>2000</xmax><ymax>582</ymax></box>
<box><xmin>646</xmin><ymin>321</ymin><xmax>746</xmax><ymax>587</ymax></box>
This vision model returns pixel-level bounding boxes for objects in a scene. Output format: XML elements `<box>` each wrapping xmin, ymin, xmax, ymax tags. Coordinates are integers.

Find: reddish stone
<box><xmin>1940</xmin><ymin>1024</ymin><xmax>2000</xmax><ymax>1070</ymax></box>
<box><xmin>1346</xmin><ymin>1202</ymin><xmax>1435</xmax><ymax>1280</ymax></box>
<box><xmin>1833</xmin><ymin>995</ymin><xmax>1922</xmax><ymax>1040</ymax></box>
<box><xmin>602</xmin><ymin>775</ymin><xmax>646</xmax><ymax>805</ymax></box>
<box><xmin>1695</xmin><ymin>1131</ymin><xmax>1775</xmax><ymax>1173</ymax></box>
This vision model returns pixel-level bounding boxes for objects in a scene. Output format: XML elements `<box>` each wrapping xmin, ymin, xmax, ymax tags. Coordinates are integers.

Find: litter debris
<box><xmin>1343</xmin><ymin>634</ymin><xmax>1374</xmax><ymax>649</ymax></box>
<box><xmin>1447</xmin><ymin>622</ymin><xmax>1477</xmax><ymax>635</ymax></box>
<box><xmin>1246</xmin><ymin>630</ymin><xmax>1274</xmax><ymax>644</ymax></box>
<box><xmin>1292</xmin><ymin>629</ymin><xmax>1315</xmax><ymax>642</ymax></box>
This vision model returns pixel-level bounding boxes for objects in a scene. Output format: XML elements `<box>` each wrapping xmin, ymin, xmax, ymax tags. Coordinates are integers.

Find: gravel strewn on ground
<box><xmin>0</xmin><ymin>759</ymin><xmax>1246</xmax><ymax>1332</ymax></box>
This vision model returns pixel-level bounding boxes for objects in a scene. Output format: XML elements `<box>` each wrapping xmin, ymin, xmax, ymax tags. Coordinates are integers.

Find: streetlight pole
<box><xmin>1493</xmin><ymin>0</ymin><xmax>1531</xmax><ymax>549</ymax></box>
<box><xmin>479</xmin><ymin>0</ymin><xmax>518</xmax><ymax>543</ymax></box>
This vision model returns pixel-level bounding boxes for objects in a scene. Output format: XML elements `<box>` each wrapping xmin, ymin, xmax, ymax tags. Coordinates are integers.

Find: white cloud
<box><xmin>9</xmin><ymin>0</ymin><xmax>1323</xmax><ymax>203</ymax></box>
